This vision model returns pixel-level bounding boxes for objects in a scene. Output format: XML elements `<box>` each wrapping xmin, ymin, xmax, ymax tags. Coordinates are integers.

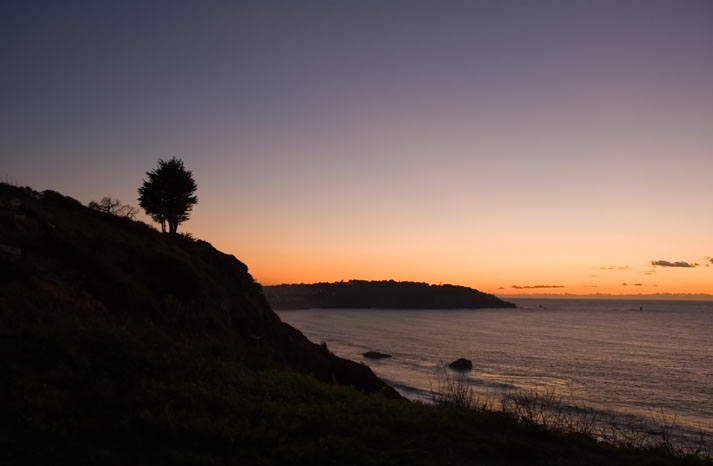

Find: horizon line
<box><xmin>498</xmin><ymin>292</ymin><xmax>713</xmax><ymax>301</ymax></box>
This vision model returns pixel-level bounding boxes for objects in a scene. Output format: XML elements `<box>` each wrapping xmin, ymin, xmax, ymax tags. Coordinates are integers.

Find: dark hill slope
<box><xmin>0</xmin><ymin>183</ymin><xmax>393</xmax><ymax>395</ymax></box>
<box><xmin>264</xmin><ymin>280</ymin><xmax>515</xmax><ymax>310</ymax></box>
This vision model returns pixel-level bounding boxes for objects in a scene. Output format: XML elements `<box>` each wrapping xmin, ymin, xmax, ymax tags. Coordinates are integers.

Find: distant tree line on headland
<box><xmin>263</xmin><ymin>280</ymin><xmax>516</xmax><ymax>310</ymax></box>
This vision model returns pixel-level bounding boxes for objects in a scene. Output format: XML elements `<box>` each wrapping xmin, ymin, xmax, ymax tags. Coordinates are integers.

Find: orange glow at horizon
<box><xmin>196</xmin><ymin>219</ymin><xmax>713</xmax><ymax>297</ymax></box>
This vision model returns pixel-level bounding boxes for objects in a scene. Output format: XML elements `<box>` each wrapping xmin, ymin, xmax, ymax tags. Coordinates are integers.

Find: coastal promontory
<box><xmin>0</xmin><ymin>183</ymin><xmax>394</xmax><ymax>396</ymax></box>
<box><xmin>263</xmin><ymin>280</ymin><xmax>515</xmax><ymax>310</ymax></box>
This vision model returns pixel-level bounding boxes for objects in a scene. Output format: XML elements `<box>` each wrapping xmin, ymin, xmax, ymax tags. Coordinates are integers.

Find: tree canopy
<box><xmin>138</xmin><ymin>157</ymin><xmax>198</xmax><ymax>234</ymax></box>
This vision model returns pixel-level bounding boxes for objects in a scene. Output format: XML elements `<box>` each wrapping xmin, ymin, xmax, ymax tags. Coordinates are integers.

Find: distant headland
<box><xmin>263</xmin><ymin>280</ymin><xmax>516</xmax><ymax>310</ymax></box>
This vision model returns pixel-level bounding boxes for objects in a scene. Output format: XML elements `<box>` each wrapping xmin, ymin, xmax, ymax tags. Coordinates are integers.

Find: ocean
<box><xmin>277</xmin><ymin>299</ymin><xmax>713</xmax><ymax>448</ymax></box>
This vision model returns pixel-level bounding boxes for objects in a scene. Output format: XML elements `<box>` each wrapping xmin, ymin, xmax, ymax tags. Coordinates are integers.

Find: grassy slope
<box><xmin>3</xmin><ymin>323</ymin><xmax>703</xmax><ymax>466</ymax></box>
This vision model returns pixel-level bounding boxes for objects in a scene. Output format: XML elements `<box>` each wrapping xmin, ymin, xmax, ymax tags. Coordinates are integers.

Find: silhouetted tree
<box><xmin>138</xmin><ymin>157</ymin><xmax>198</xmax><ymax>234</ymax></box>
<box><xmin>88</xmin><ymin>196</ymin><xmax>139</xmax><ymax>219</ymax></box>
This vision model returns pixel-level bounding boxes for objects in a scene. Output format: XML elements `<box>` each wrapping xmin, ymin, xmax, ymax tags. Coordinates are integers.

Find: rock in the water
<box><xmin>449</xmin><ymin>358</ymin><xmax>472</xmax><ymax>370</ymax></box>
<box><xmin>363</xmin><ymin>351</ymin><xmax>392</xmax><ymax>360</ymax></box>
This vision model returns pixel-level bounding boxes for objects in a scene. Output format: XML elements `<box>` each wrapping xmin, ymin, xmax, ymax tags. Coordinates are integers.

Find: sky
<box><xmin>2</xmin><ymin>1</ymin><xmax>713</xmax><ymax>296</ymax></box>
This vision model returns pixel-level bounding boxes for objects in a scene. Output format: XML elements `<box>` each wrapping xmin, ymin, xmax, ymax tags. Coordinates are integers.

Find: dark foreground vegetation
<box><xmin>8</xmin><ymin>325</ymin><xmax>710</xmax><ymax>466</ymax></box>
<box><xmin>264</xmin><ymin>280</ymin><xmax>515</xmax><ymax>310</ymax></box>
<box><xmin>1</xmin><ymin>183</ymin><xmax>708</xmax><ymax>465</ymax></box>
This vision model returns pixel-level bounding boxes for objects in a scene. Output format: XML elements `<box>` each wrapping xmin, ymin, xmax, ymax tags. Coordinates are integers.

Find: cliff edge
<box><xmin>0</xmin><ymin>183</ymin><xmax>395</xmax><ymax>396</ymax></box>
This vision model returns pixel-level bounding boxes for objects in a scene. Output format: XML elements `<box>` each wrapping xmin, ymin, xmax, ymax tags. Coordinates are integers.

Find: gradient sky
<box><xmin>2</xmin><ymin>1</ymin><xmax>713</xmax><ymax>295</ymax></box>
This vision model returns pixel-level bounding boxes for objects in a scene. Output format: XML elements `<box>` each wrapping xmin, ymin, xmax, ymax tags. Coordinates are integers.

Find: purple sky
<box><xmin>2</xmin><ymin>1</ymin><xmax>713</xmax><ymax>293</ymax></box>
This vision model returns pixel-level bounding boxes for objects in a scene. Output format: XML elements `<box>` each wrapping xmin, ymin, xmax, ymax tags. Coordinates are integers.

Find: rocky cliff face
<box><xmin>0</xmin><ymin>183</ymin><xmax>396</xmax><ymax>396</ymax></box>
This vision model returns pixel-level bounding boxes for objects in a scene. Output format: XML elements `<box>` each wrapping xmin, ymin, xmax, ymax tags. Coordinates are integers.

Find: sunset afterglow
<box><xmin>2</xmin><ymin>1</ymin><xmax>712</xmax><ymax>296</ymax></box>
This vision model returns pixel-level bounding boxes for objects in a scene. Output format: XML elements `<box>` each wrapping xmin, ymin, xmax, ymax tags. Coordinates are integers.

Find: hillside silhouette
<box><xmin>264</xmin><ymin>280</ymin><xmax>515</xmax><ymax>310</ymax></box>
<box><xmin>0</xmin><ymin>183</ymin><xmax>392</xmax><ymax>394</ymax></box>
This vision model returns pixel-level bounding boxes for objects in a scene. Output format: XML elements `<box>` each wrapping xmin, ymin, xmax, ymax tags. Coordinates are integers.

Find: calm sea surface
<box><xmin>278</xmin><ymin>299</ymin><xmax>713</xmax><ymax>445</ymax></box>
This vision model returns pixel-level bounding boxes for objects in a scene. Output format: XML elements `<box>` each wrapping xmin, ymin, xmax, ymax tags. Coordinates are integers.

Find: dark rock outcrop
<box><xmin>449</xmin><ymin>358</ymin><xmax>473</xmax><ymax>371</ymax></box>
<box><xmin>363</xmin><ymin>351</ymin><xmax>392</xmax><ymax>359</ymax></box>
